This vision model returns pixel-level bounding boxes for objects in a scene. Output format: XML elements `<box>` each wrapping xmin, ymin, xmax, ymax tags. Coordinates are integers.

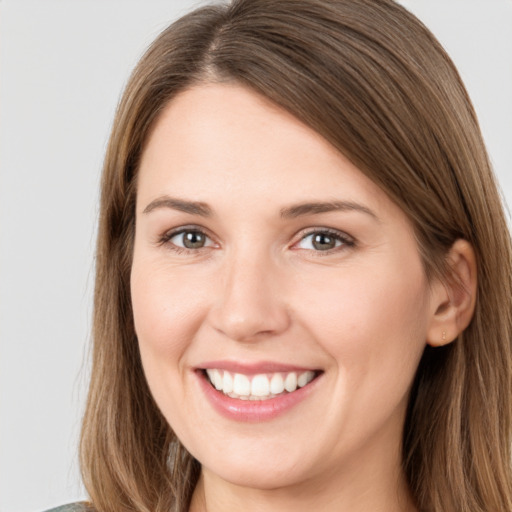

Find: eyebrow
<box><xmin>280</xmin><ymin>201</ymin><xmax>379</xmax><ymax>221</ymax></box>
<box><xmin>142</xmin><ymin>196</ymin><xmax>378</xmax><ymax>221</ymax></box>
<box><xmin>142</xmin><ymin>196</ymin><xmax>212</xmax><ymax>216</ymax></box>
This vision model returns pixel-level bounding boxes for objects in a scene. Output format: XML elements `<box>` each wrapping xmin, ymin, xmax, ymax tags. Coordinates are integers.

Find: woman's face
<box><xmin>131</xmin><ymin>83</ymin><xmax>437</xmax><ymax>491</ymax></box>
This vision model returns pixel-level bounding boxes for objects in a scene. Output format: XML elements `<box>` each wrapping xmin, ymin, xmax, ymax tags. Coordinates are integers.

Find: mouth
<box><xmin>202</xmin><ymin>368</ymin><xmax>321</xmax><ymax>401</ymax></box>
<box><xmin>196</xmin><ymin>363</ymin><xmax>324</xmax><ymax>421</ymax></box>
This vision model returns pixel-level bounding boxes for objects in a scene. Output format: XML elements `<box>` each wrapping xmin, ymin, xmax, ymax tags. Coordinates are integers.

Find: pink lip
<box><xmin>196</xmin><ymin>368</ymin><xmax>322</xmax><ymax>422</ymax></box>
<box><xmin>199</xmin><ymin>360</ymin><xmax>317</xmax><ymax>375</ymax></box>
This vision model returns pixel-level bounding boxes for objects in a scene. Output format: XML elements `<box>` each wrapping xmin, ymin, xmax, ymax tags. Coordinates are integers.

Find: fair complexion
<box><xmin>131</xmin><ymin>83</ymin><xmax>476</xmax><ymax>512</ymax></box>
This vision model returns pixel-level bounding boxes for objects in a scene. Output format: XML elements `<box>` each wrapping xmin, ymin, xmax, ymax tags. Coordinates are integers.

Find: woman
<box><xmin>62</xmin><ymin>0</ymin><xmax>512</xmax><ymax>510</ymax></box>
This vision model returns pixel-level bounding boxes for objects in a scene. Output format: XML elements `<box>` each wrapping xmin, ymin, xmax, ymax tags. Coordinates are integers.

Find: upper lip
<box><xmin>198</xmin><ymin>360</ymin><xmax>321</xmax><ymax>375</ymax></box>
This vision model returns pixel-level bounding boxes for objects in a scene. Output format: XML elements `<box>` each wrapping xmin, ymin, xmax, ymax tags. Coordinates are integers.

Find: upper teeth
<box><xmin>205</xmin><ymin>369</ymin><xmax>316</xmax><ymax>400</ymax></box>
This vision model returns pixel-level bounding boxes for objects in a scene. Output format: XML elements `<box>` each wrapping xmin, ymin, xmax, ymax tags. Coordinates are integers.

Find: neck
<box><xmin>189</xmin><ymin>442</ymin><xmax>417</xmax><ymax>512</ymax></box>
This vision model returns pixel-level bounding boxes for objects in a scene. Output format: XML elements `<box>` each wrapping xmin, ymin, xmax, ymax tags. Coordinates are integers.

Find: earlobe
<box><xmin>426</xmin><ymin>239</ymin><xmax>477</xmax><ymax>347</ymax></box>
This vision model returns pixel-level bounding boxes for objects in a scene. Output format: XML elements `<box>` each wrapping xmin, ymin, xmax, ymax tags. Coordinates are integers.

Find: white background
<box><xmin>1</xmin><ymin>1</ymin><xmax>511</xmax><ymax>511</ymax></box>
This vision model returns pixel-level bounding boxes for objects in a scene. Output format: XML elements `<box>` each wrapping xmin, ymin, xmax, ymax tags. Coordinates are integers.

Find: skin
<box><xmin>130</xmin><ymin>83</ymin><xmax>476</xmax><ymax>512</ymax></box>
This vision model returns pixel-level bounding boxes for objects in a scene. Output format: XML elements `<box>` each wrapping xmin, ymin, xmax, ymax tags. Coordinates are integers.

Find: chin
<box><xmin>203</xmin><ymin>459</ymin><xmax>307</xmax><ymax>490</ymax></box>
<box><xmin>189</xmin><ymin>436</ymin><xmax>320</xmax><ymax>491</ymax></box>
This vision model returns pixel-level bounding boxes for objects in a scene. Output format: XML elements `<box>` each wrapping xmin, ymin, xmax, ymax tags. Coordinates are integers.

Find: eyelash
<box><xmin>158</xmin><ymin>226</ymin><xmax>355</xmax><ymax>255</ymax></box>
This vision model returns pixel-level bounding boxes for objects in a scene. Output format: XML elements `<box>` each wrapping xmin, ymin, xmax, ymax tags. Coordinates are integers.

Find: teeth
<box><xmin>270</xmin><ymin>373</ymin><xmax>284</xmax><ymax>395</ymax></box>
<box><xmin>222</xmin><ymin>371</ymin><xmax>233</xmax><ymax>393</ymax></box>
<box><xmin>284</xmin><ymin>372</ymin><xmax>298</xmax><ymax>392</ymax></box>
<box><xmin>233</xmin><ymin>373</ymin><xmax>251</xmax><ymax>396</ymax></box>
<box><xmin>251</xmin><ymin>374</ymin><xmax>270</xmax><ymax>396</ymax></box>
<box><xmin>213</xmin><ymin>369</ymin><xmax>223</xmax><ymax>390</ymax></box>
<box><xmin>205</xmin><ymin>369</ymin><xmax>316</xmax><ymax>400</ymax></box>
<box><xmin>298</xmin><ymin>370</ymin><xmax>315</xmax><ymax>388</ymax></box>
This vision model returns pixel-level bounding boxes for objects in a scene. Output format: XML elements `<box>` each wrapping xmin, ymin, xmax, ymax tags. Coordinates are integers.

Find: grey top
<box><xmin>44</xmin><ymin>503</ymin><xmax>92</xmax><ymax>512</ymax></box>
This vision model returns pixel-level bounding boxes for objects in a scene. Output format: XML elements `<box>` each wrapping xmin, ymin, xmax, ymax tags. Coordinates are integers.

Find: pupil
<box><xmin>312</xmin><ymin>233</ymin><xmax>335</xmax><ymax>250</ymax></box>
<box><xmin>183</xmin><ymin>231</ymin><xmax>205</xmax><ymax>249</ymax></box>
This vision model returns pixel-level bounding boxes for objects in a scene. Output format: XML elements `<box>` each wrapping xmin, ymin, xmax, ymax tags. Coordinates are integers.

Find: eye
<box><xmin>162</xmin><ymin>228</ymin><xmax>216</xmax><ymax>251</ymax></box>
<box><xmin>294</xmin><ymin>229</ymin><xmax>354</xmax><ymax>252</ymax></box>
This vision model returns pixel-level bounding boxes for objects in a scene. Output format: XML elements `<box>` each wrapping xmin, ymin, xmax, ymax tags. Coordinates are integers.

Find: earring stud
<box><xmin>442</xmin><ymin>330</ymin><xmax>447</xmax><ymax>342</ymax></box>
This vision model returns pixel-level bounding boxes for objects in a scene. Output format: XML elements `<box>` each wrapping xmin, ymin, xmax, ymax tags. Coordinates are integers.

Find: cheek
<box><xmin>130</xmin><ymin>255</ymin><xmax>216</xmax><ymax>429</ymax></box>
<box><xmin>131</xmin><ymin>258</ymin><xmax>208</xmax><ymax>357</ymax></box>
<box><xmin>295</xmin><ymin>258</ymin><xmax>429</xmax><ymax>392</ymax></box>
<box><xmin>130</xmin><ymin>256</ymin><xmax>215</xmax><ymax>421</ymax></box>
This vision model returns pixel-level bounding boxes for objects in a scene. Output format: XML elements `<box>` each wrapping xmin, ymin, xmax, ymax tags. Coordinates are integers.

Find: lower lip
<box><xmin>196</xmin><ymin>370</ymin><xmax>321</xmax><ymax>422</ymax></box>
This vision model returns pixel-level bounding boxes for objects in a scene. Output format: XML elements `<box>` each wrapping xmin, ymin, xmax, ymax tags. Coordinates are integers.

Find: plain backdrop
<box><xmin>1</xmin><ymin>1</ymin><xmax>511</xmax><ymax>511</ymax></box>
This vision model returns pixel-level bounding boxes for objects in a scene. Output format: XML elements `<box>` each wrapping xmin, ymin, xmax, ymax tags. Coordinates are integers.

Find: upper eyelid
<box><xmin>293</xmin><ymin>226</ymin><xmax>354</xmax><ymax>242</ymax></box>
<box><xmin>162</xmin><ymin>225</ymin><xmax>211</xmax><ymax>238</ymax></box>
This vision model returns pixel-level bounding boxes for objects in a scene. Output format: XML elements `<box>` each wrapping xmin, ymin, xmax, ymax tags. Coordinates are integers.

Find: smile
<box><xmin>197</xmin><ymin>362</ymin><xmax>323</xmax><ymax>422</ymax></box>
<box><xmin>205</xmin><ymin>369</ymin><xmax>317</xmax><ymax>400</ymax></box>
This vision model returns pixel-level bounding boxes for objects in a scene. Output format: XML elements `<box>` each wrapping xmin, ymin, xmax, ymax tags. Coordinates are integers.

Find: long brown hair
<box><xmin>80</xmin><ymin>1</ymin><xmax>512</xmax><ymax>510</ymax></box>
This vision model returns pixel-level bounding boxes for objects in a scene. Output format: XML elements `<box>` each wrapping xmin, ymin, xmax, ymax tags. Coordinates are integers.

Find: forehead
<box><xmin>137</xmin><ymin>83</ymin><xmax>394</xmax><ymax>217</ymax></box>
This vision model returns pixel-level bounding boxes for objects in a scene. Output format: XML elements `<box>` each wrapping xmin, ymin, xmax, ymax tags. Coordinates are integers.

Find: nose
<box><xmin>209</xmin><ymin>251</ymin><xmax>291</xmax><ymax>342</ymax></box>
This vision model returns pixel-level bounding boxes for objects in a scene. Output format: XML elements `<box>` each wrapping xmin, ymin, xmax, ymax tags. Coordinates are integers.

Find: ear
<box><xmin>426</xmin><ymin>239</ymin><xmax>477</xmax><ymax>347</ymax></box>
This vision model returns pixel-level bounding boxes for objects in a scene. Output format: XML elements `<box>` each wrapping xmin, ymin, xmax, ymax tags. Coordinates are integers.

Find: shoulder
<box><xmin>43</xmin><ymin>503</ymin><xmax>94</xmax><ymax>512</ymax></box>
